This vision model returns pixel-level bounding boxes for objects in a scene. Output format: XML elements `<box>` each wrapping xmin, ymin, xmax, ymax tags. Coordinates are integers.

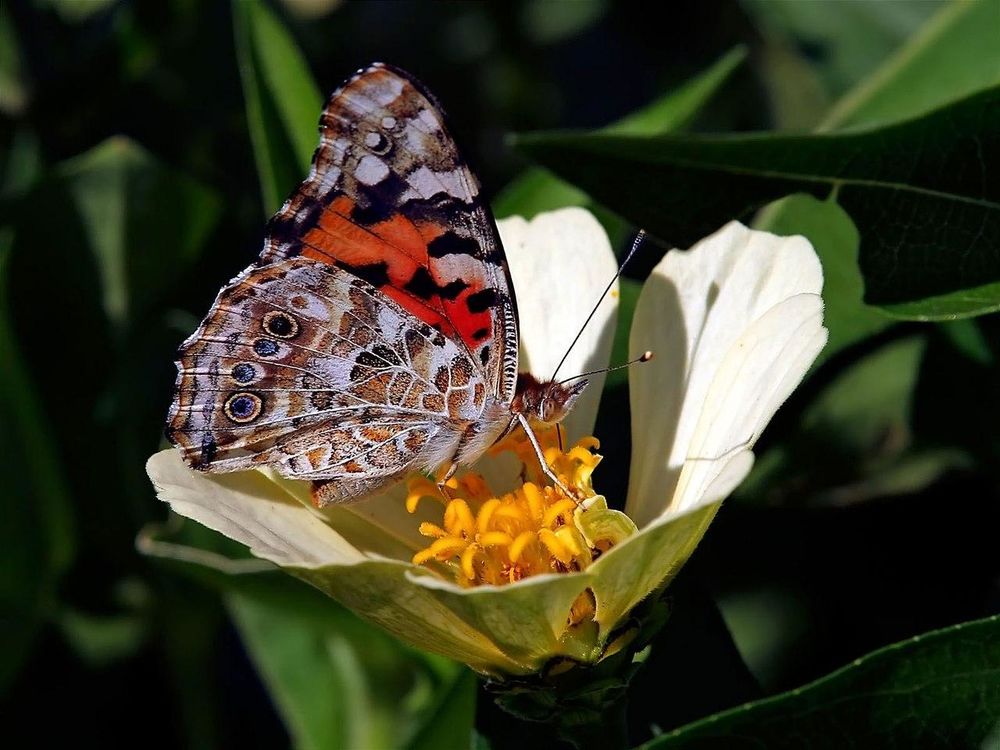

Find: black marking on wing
<box><xmin>427</xmin><ymin>231</ymin><xmax>481</xmax><ymax>258</ymax></box>
<box><xmin>466</xmin><ymin>288</ymin><xmax>500</xmax><ymax>313</ymax></box>
<box><xmin>404</xmin><ymin>267</ymin><xmax>469</xmax><ymax>301</ymax></box>
<box><xmin>335</xmin><ymin>259</ymin><xmax>391</xmax><ymax>287</ymax></box>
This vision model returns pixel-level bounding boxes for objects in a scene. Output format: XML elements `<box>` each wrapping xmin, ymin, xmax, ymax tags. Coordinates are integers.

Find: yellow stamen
<box><xmin>542</xmin><ymin>498</ymin><xmax>578</xmax><ymax>528</ymax></box>
<box><xmin>480</xmin><ymin>531</ymin><xmax>513</xmax><ymax>547</ymax></box>
<box><xmin>476</xmin><ymin>498</ymin><xmax>501</xmax><ymax>534</ymax></box>
<box><xmin>508</xmin><ymin>531</ymin><xmax>536</xmax><ymax>563</ymax></box>
<box><xmin>408</xmin><ymin>425</ymin><xmax>636</xmax><ymax>588</ymax></box>
<box><xmin>417</xmin><ymin>522</ymin><xmax>448</xmax><ymax>539</ymax></box>
<box><xmin>460</xmin><ymin>543</ymin><xmax>479</xmax><ymax>580</ymax></box>
<box><xmin>539</xmin><ymin>528</ymin><xmax>572</xmax><ymax>564</ymax></box>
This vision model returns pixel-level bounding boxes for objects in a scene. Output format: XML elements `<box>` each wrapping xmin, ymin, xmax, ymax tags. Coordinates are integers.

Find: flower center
<box><xmin>407</xmin><ymin>426</ymin><xmax>636</xmax><ymax>588</ymax></box>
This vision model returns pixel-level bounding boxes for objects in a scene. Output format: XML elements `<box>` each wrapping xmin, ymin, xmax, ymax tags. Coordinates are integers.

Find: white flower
<box><xmin>146</xmin><ymin>208</ymin><xmax>826</xmax><ymax>676</ymax></box>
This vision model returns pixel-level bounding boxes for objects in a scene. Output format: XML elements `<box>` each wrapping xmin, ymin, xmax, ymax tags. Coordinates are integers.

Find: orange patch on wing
<box><xmin>443</xmin><ymin>287</ymin><xmax>495</xmax><ymax>352</ymax></box>
<box><xmin>298</xmin><ymin>197</ymin><xmax>498</xmax><ymax>356</ymax></box>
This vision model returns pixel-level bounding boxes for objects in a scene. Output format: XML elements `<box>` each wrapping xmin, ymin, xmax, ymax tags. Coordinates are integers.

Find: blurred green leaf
<box><xmin>642</xmin><ymin>615</ymin><xmax>1000</xmax><ymax>749</ymax></box>
<box><xmin>516</xmin><ymin>86</ymin><xmax>1000</xmax><ymax>318</ymax></box>
<box><xmin>0</xmin><ymin>234</ymin><xmax>75</xmax><ymax>691</ymax></box>
<box><xmin>821</xmin><ymin>0</ymin><xmax>1000</xmax><ymax>131</ymax></box>
<box><xmin>0</xmin><ymin>3</ymin><xmax>28</xmax><ymax>115</ymax></box>
<box><xmin>745</xmin><ymin>0</ymin><xmax>943</xmax><ymax>111</ymax></box>
<box><xmin>406</xmin><ymin>669</ymin><xmax>477</xmax><ymax>750</ymax></box>
<box><xmin>0</xmin><ymin>128</ymin><xmax>42</xmax><ymax>200</ymax></box>
<box><xmin>226</xmin><ymin>574</ymin><xmax>462</xmax><ymax>750</ymax></box>
<box><xmin>37</xmin><ymin>0</ymin><xmax>116</xmax><ymax>23</ymax></box>
<box><xmin>233</xmin><ymin>0</ymin><xmax>323</xmax><ymax>215</ymax></box>
<box><xmin>939</xmin><ymin>318</ymin><xmax>994</xmax><ymax>366</ymax></box>
<box><xmin>56</xmin><ymin>608</ymin><xmax>148</xmax><ymax>666</ymax></box>
<box><xmin>522</xmin><ymin>0</ymin><xmax>607</xmax><ymax>45</ymax></box>
<box><xmin>54</xmin><ymin>577</ymin><xmax>151</xmax><ymax>667</ymax></box>
<box><xmin>606</xmin><ymin>47</ymin><xmax>748</xmax><ymax>138</ymax></box>
<box><xmin>494</xmin><ymin>47</ymin><xmax>746</xmax><ymax>221</ymax></box>
<box><xmin>740</xmin><ymin>335</ymin><xmax>968</xmax><ymax>507</ymax></box>
<box><xmin>55</xmin><ymin>137</ymin><xmax>221</xmax><ymax>331</ymax></box>
<box><xmin>803</xmin><ymin>336</ymin><xmax>925</xmax><ymax>458</ymax></box>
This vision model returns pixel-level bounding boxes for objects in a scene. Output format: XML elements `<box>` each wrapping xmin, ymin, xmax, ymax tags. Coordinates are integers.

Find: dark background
<box><xmin>2</xmin><ymin>1</ymin><xmax>997</xmax><ymax>747</ymax></box>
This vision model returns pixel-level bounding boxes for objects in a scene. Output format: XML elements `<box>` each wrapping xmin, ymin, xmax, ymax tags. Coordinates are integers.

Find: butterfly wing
<box><xmin>167</xmin><ymin>258</ymin><xmax>488</xmax><ymax>502</ymax></box>
<box><xmin>260</xmin><ymin>63</ymin><xmax>518</xmax><ymax>405</ymax></box>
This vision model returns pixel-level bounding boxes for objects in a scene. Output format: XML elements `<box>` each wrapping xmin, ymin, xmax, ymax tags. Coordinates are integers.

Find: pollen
<box><xmin>408</xmin><ymin>425</ymin><xmax>635</xmax><ymax>587</ymax></box>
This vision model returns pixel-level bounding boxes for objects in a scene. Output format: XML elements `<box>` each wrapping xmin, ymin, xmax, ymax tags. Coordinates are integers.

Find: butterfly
<box><xmin>166</xmin><ymin>63</ymin><xmax>587</xmax><ymax>506</ymax></box>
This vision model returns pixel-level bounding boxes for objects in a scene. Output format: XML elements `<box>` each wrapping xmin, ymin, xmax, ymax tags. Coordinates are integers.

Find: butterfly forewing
<box><xmin>261</xmin><ymin>63</ymin><xmax>518</xmax><ymax>403</ymax></box>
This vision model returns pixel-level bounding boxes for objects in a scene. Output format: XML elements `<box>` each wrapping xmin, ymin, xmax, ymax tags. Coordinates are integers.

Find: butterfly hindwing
<box><xmin>260</xmin><ymin>63</ymin><xmax>518</xmax><ymax>405</ymax></box>
<box><xmin>167</xmin><ymin>258</ymin><xmax>488</xmax><ymax>499</ymax></box>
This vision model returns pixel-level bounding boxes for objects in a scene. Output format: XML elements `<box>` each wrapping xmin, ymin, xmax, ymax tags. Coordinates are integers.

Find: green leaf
<box><xmin>232</xmin><ymin>0</ymin><xmax>323</xmax><ymax>215</ymax></box>
<box><xmin>822</xmin><ymin>0</ymin><xmax>1000</xmax><ymax>131</ymax></box>
<box><xmin>642</xmin><ymin>615</ymin><xmax>1000</xmax><ymax>748</ymax></box>
<box><xmin>756</xmin><ymin>194</ymin><xmax>887</xmax><ymax>369</ymax></box>
<box><xmin>746</xmin><ymin>0</ymin><xmax>943</xmax><ymax>109</ymax></box>
<box><xmin>225</xmin><ymin>574</ymin><xmax>462</xmax><ymax>750</ymax></box>
<box><xmin>515</xmin><ymin>86</ymin><xmax>1000</xmax><ymax>318</ymax></box>
<box><xmin>54</xmin><ymin>137</ymin><xmax>222</xmax><ymax>331</ymax></box>
<box><xmin>493</xmin><ymin>46</ymin><xmax>747</xmax><ymax>221</ymax></box>
<box><xmin>605</xmin><ymin>46</ymin><xmax>748</xmax><ymax>137</ymax></box>
<box><xmin>752</xmin><ymin>0</ymin><xmax>1000</xmax><ymax>356</ymax></box>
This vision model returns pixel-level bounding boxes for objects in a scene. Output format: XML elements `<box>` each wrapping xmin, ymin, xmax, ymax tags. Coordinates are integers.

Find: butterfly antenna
<box><xmin>557</xmin><ymin>350</ymin><xmax>653</xmax><ymax>385</ymax></box>
<box><xmin>550</xmin><ymin>230</ymin><xmax>647</xmax><ymax>381</ymax></box>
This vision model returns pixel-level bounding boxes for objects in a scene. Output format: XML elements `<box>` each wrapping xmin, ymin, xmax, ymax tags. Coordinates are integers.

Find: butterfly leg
<box><xmin>515</xmin><ymin>413</ymin><xmax>577</xmax><ymax>500</ymax></box>
<box><xmin>436</xmin><ymin>462</ymin><xmax>459</xmax><ymax>500</ymax></box>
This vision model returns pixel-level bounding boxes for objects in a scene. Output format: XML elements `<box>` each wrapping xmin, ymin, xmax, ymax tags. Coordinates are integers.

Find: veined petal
<box><xmin>671</xmin><ymin>300</ymin><xmax>825</xmax><ymax>513</ymax></box>
<box><xmin>586</xmin><ymin>500</ymin><xmax>720</xmax><ymax>632</ymax></box>
<box><xmin>627</xmin><ymin>222</ymin><xmax>826</xmax><ymax>525</ymax></box>
<box><xmin>292</xmin><ymin>560</ymin><xmax>589</xmax><ymax>676</ymax></box>
<box><xmin>145</xmin><ymin>449</ymin><xmax>361</xmax><ymax>566</ymax></box>
<box><xmin>497</xmin><ymin>208</ymin><xmax>618</xmax><ymax>443</ymax></box>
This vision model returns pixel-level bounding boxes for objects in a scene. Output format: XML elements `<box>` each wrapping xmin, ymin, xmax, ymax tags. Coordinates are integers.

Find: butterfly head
<box><xmin>513</xmin><ymin>373</ymin><xmax>588</xmax><ymax>426</ymax></box>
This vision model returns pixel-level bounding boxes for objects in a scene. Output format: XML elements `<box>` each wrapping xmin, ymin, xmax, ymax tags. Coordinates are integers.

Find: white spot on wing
<box><xmin>318</xmin><ymin>166</ymin><xmax>342</xmax><ymax>192</ymax></box>
<box><xmin>369</xmin><ymin>76</ymin><xmax>405</xmax><ymax>106</ymax></box>
<box><xmin>417</xmin><ymin>109</ymin><xmax>441</xmax><ymax>131</ymax></box>
<box><xmin>405</xmin><ymin>165</ymin><xmax>473</xmax><ymax>201</ymax></box>
<box><xmin>356</xmin><ymin>155</ymin><xmax>389</xmax><ymax>186</ymax></box>
<box><xmin>364</xmin><ymin>132</ymin><xmax>383</xmax><ymax>149</ymax></box>
<box><xmin>381</xmin><ymin>116</ymin><xmax>397</xmax><ymax>129</ymax></box>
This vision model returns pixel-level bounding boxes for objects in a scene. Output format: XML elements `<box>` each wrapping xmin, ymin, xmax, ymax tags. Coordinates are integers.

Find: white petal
<box><xmin>267</xmin><ymin>473</ymin><xmax>440</xmax><ymax>558</ymax></box>
<box><xmin>146</xmin><ymin>450</ymin><xmax>362</xmax><ymax>567</ymax></box>
<box><xmin>627</xmin><ymin>222</ymin><xmax>826</xmax><ymax>525</ymax></box>
<box><xmin>497</xmin><ymin>208</ymin><xmax>619</xmax><ymax>442</ymax></box>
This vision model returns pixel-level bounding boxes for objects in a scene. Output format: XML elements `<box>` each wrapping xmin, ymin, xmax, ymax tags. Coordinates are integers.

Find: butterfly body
<box><xmin>167</xmin><ymin>63</ymin><xmax>585</xmax><ymax>505</ymax></box>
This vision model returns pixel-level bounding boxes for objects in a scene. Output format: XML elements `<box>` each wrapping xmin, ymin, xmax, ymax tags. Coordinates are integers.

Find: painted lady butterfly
<box><xmin>166</xmin><ymin>63</ymin><xmax>587</xmax><ymax>505</ymax></box>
